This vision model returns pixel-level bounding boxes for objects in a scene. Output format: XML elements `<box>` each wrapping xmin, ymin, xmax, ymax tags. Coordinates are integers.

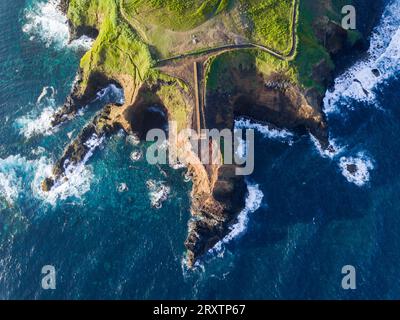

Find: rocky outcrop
<box><xmin>207</xmin><ymin>71</ymin><xmax>330</xmax><ymax>147</ymax></box>
<box><xmin>57</xmin><ymin>0</ymin><xmax>70</xmax><ymax>15</ymax></box>
<box><xmin>42</xmin><ymin>104</ymin><xmax>121</xmax><ymax>192</ymax></box>
<box><xmin>43</xmin><ymin>0</ymin><xmax>380</xmax><ymax>269</ymax></box>
<box><xmin>43</xmin><ymin>58</ymin><xmax>332</xmax><ymax>269</ymax></box>
<box><xmin>58</xmin><ymin>0</ymin><xmax>99</xmax><ymax>41</ymax></box>
<box><xmin>185</xmin><ymin>163</ymin><xmax>248</xmax><ymax>266</ymax></box>
<box><xmin>51</xmin><ymin>71</ymin><xmax>122</xmax><ymax>127</ymax></box>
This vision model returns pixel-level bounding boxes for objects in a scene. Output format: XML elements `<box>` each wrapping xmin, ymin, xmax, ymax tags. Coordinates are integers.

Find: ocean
<box><xmin>0</xmin><ymin>0</ymin><xmax>399</xmax><ymax>299</ymax></box>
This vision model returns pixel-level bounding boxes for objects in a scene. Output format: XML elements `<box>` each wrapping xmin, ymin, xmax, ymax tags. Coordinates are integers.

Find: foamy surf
<box><xmin>235</xmin><ymin>118</ymin><xmax>294</xmax><ymax>144</ymax></box>
<box><xmin>69</xmin><ymin>35</ymin><xmax>95</xmax><ymax>51</ymax></box>
<box><xmin>0</xmin><ymin>171</ymin><xmax>20</xmax><ymax>206</ymax></box>
<box><xmin>309</xmin><ymin>134</ymin><xmax>346</xmax><ymax>159</ymax></box>
<box><xmin>95</xmin><ymin>84</ymin><xmax>125</xmax><ymax>105</ymax></box>
<box><xmin>146</xmin><ymin>179</ymin><xmax>170</xmax><ymax>209</ymax></box>
<box><xmin>15</xmin><ymin>86</ymin><xmax>58</xmax><ymax>138</ymax></box>
<box><xmin>324</xmin><ymin>0</ymin><xmax>400</xmax><ymax>114</ymax></box>
<box><xmin>16</xmin><ymin>106</ymin><xmax>56</xmax><ymax>139</ymax></box>
<box><xmin>209</xmin><ymin>182</ymin><xmax>264</xmax><ymax>254</ymax></box>
<box><xmin>339</xmin><ymin>153</ymin><xmax>374</xmax><ymax>187</ymax></box>
<box><xmin>0</xmin><ymin>154</ymin><xmax>93</xmax><ymax>207</ymax></box>
<box><xmin>37</xmin><ymin>134</ymin><xmax>103</xmax><ymax>206</ymax></box>
<box><xmin>126</xmin><ymin>134</ymin><xmax>141</xmax><ymax>146</ymax></box>
<box><xmin>62</xmin><ymin>133</ymin><xmax>104</xmax><ymax>177</ymax></box>
<box><xmin>22</xmin><ymin>0</ymin><xmax>94</xmax><ymax>50</ymax></box>
<box><xmin>36</xmin><ymin>86</ymin><xmax>55</xmax><ymax>104</ymax></box>
<box><xmin>130</xmin><ymin>150</ymin><xmax>142</xmax><ymax>162</ymax></box>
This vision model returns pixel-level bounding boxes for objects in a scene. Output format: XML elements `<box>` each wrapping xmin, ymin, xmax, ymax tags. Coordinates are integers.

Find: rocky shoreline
<box><xmin>42</xmin><ymin>0</ymin><xmax>381</xmax><ymax>268</ymax></box>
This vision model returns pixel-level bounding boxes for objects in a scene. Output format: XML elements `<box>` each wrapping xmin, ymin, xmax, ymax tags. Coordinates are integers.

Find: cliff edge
<box><xmin>43</xmin><ymin>0</ymin><xmax>371</xmax><ymax>267</ymax></box>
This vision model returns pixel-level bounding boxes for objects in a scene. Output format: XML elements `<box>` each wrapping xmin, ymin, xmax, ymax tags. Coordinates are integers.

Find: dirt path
<box><xmin>156</xmin><ymin>0</ymin><xmax>299</xmax><ymax>65</ymax></box>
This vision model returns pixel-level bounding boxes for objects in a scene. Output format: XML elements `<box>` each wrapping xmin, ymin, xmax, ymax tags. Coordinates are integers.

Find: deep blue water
<box><xmin>0</xmin><ymin>0</ymin><xmax>399</xmax><ymax>299</ymax></box>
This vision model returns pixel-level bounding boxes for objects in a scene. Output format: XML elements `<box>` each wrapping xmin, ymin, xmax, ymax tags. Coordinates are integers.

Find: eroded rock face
<box><xmin>42</xmin><ymin>0</ymin><xmax>379</xmax><ymax>270</ymax></box>
<box><xmin>57</xmin><ymin>0</ymin><xmax>69</xmax><ymax>15</ymax></box>
<box><xmin>43</xmin><ymin>63</ymin><xmax>332</xmax><ymax>268</ymax></box>
<box><xmin>314</xmin><ymin>18</ymin><xmax>349</xmax><ymax>56</ymax></box>
<box><xmin>44</xmin><ymin>104</ymin><xmax>120</xmax><ymax>189</ymax></box>
<box><xmin>185</xmin><ymin>164</ymin><xmax>247</xmax><ymax>267</ymax></box>
<box><xmin>43</xmin><ymin>0</ymin><xmax>351</xmax><ymax>269</ymax></box>
<box><xmin>207</xmin><ymin>71</ymin><xmax>330</xmax><ymax>147</ymax></box>
<box><xmin>51</xmin><ymin>71</ymin><xmax>121</xmax><ymax>127</ymax></box>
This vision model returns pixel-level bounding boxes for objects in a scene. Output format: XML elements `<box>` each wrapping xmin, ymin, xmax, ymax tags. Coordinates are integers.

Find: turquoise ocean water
<box><xmin>0</xmin><ymin>0</ymin><xmax>399</xmax><ymax>299</ymax></box>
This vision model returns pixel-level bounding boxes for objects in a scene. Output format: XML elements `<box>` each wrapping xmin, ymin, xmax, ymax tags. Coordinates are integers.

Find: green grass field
<box><xmin>241</xmin><ymin>0</ymin><xmax>293</xmax><ymax>54</ymax></box>
<box><xmin>66</xmin><ymin>0</ymin><xmax>356</xmax><ymax>97</ymax></box>
<box><xmin>68</xmin><ymin>0</ymin><xmax>152</xmax><ymax>93</ymax></box>
<box><xmin>123</xmin><ymin>0</ymin><xmax>229</xmax><ymax>31</ymax></box>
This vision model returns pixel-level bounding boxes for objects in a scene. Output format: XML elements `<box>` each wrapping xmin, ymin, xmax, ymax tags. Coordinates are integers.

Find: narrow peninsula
<box><xmin>42</xmin><ymin>0</ymin><xmax>368</xmax><ymax>267</ymax></box>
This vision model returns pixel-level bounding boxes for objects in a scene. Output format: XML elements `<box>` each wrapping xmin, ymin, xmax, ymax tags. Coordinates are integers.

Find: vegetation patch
<box><xmin>68</xmin><ymin>0</ymin><xmax>152</xmax><ymax>93</ymax></box>
<box><xmin>122</xmin><ymin>0</ymin><xmax>229</xmax><ymax>31</ymax></box>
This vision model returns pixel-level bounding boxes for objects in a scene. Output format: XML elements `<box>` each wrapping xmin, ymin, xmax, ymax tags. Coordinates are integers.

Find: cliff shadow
<box><xmin>123</xmin><ymin>87</ymin><xmax>169</xmax><ymax>140</ymax></box>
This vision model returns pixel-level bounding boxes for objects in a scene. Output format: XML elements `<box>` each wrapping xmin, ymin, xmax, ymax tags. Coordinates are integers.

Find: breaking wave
<box><xmin>309</xmin><ymin>134</ymin><xmax>346</xmax><ymax>159</ymax></box>
<box><xmin>95</xmin><ymin>84</ymin><xmax>125</xmax><ymax>105</ymax></box>
<box><xmin>16</xmin><ymin>83</ymin><xmax>124</xmax><ymax>139</ymax></box>
<box><xmin>0</xmin><ymin>154</ymin><xmax>93</xmax><ymax>207</ymax></box>
<box><xmin>339</xmin><ymin>153</ymin><xmax>375</xmax><ymax>187</ymax></box>
<box><xmin>16</xmin><ymin>107</ymin><xmax>56</xmax><ymax>138</ymax></box>
<box><xmin>324</xmin><ymin>0</ymin><xmax>400</xmax><ymax>113</ymax></box>
<box><xmin>130</xmin><ymin>150</ymin><xmax>142</xmax><ymax>162</ymax></box>
<box><xmin>15</xmin><ymin>85</ymin><xmax>57</xmax><ymax>138</ymax></box>
<box><xmin>146</xmin><ymin>179</ymin><xmax>170</xmax><ymax>209</ymax></box>
<box><xmin>209</xmin><ymin>181</ymin><xmax>264</xmax><ymax>254</ymax></box>
<box><xmin>22</xmin><ymin>0</ymin><xmax>94</xmax><ymax>50</ymax></box>
<box><xmin>235</xmin><ymin>118</ymin><xmax>294</xmax><ymax>144</ymax></box>
<box><xmin>0</xmin><ymin>170</ymin><xmax>20</xmax><ymax>206</ymax></box>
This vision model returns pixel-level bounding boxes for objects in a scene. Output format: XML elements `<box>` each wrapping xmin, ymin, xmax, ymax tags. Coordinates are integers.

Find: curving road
<box><xmin>156</xmin><ymin>0</ymin><xmax>299</xmax><ymax>65</ymax></box>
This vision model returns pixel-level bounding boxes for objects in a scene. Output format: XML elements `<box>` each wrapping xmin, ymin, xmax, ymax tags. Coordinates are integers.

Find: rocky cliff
<box><xmin>42</xmin><ymin>0</ymin><xmax>376</xmax><ymax>267</ymax></box>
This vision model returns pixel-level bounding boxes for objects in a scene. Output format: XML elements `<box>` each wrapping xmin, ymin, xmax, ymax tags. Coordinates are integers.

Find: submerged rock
<box><xmin>346</xmin><ymin>163</ymin><xmax>358</xmax><ymax>175</ymax></box>
<box><xmin>371</xmin><ymin>68</ymin><xmax>381</xmax><ymax>77</ymax></box>
<box><xmin>41</xmin><ymin>177</ymin><xmax>55</xmax><ymax>192</ymax></box>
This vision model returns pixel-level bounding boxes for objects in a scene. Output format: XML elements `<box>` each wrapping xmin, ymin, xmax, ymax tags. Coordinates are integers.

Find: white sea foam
<box><xmin>69</xmin><ymin>35</ymin><xmax>95</xmax><ymax>51</ymax></box>
<box><xmin>17</xmin><ymin>83</ymin><xmax>124</xmax><ymax>139</ymax></box>
<box><xmin>0</xmin><ymin>171</ymin><xmax>20</xmax><ymax>206</ymax></box>
<box><xmin>146</xmin><ymin>179</ymin><xmax>170</xmax><ymax>209</ymax></box>
<box><xmin>339</xmin><ymin>153</ymin><xmax>374</xmax><ymax>187</ymax></box>
<box><xmin>126</xmin><ymin>134</ymin><xmax>141</xmax><ymax>146</ymax></box>
<box><xmin>31</xmin><ymin>146</ymin><xmax>46</xmax><ymax>156</ymax></box>
<box><xmin>309</xmin><ymin>134</ymin><xmax>346</xmax><ymax>159</ymax></box>
<box><xmin>36</xmin><ymin>160</ymin><xmax>93</xmax><ymax>206</ymax></box>
<box><xmin>96</xmin><ymin>84</ymin><xmax>125</xmax><ymax>105</ymax></box>
<box><xmin>324</xmin><ymin>0</ymin><xmax>400</xmax><ymax>113</ymax></box>
<box><xmin>0</xmin><ymin>154</ymin><xmax>93</xmax><ymax>207</ymax></box>
<box><xmin>234</xmin><ymin>118</ymin><xmax>294</xmax><ymax>144</ymax></box>
<box><xmin>210</xmin><ymin>182</ymin><xmax>264</xmax><ymax>254</ymax></box>
<box><xmin>22</xmin><ymin>0</ymin><xmax>94</xmax><ymax>50</ymax></box>
<box><xmin>117</xmin><ymin>183</ymin><xmax>128</xmax><ymax>193</ymax></box>
<box><xmin>0</xmin><ymin>155</ymin><xmax>34</xmax><ymax>206</ymax></box>
<box><xmin>170</xmin><ymin>160</ymin><xmax>186</xmax><ymax>170</ymax></box>
<box><xmin>16</xmin><ymin>105</ymin><xmax>56</xmax><ymax>139</ymax></box>
<box><xmin>36</xmin><ymin>86</ymin><xmax>55</xmax><ymax>104</ymax></box>
<box><xmin>26</xmin><ymin>134</ymin><xmax>102</xmax><ymax>205</ymax></box>
<box><xmin>15</xmin><ymin>86</ymin><xmax>59</xmax><ymax>138</ymax></box>
<box><xmin>84</xmin><ymin>133</ymin><xmax>104</xmax><ymax>151</ymax></box>
<box><xmin>22</xmin><ymin>0</ymin><xmax>69</xmax><ymax>48</ymax></box>
<box><xmin>61</xmin><ymin>133</ymin><xmax>104</xmax><ymax>179</ymax></box>
<box><xmin>235</xmin><ymin>136</ymin><xmax>247</xmax><ymax>159</ymax></box>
